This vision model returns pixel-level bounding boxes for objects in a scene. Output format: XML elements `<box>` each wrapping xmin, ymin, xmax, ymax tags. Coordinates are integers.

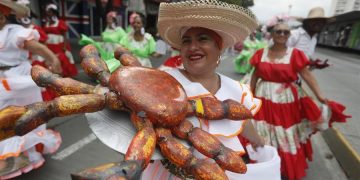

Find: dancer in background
<box><xmin>120</xmin><ymin>14</ymin><xmax>157</xmax><ymax>67</ymax></box>
<box><xmin>288</xmin><ymin>7</ymin><xmax>330</xmax><ymax>70</ymax></box>
<box><xmin>101</xmin><ymin>11</ymin><xmax>126</xmax><ymax>52</ymax></box>
<box><xmin>249</xmin><ymin>22</ymin><xmax>350</xmax><ymax>180</ymax></box>
<box><xmin>17</xmin><ymin>0</ymin><xmax>57</xmax><ymax>101</ymax></box>
<box><xmin>234</xmin><ymin>32</ymin><xmax>266</xmax><ymax>75</ymax></box>
<box><xmin>43</xmin><ymin>3</ymin><xmax>78</xmax><ymax>77</ymax></box>
<box><xmin>0</xmin><ymin>1</ymin><xmax>61</xmax><ymax>179</ymax></box>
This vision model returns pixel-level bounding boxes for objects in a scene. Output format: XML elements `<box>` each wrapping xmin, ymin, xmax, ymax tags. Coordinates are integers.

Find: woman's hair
<box><xmin>272</xmin><ymin>22</ymin><xmax>290</xmax><ymax>32</ymax></box>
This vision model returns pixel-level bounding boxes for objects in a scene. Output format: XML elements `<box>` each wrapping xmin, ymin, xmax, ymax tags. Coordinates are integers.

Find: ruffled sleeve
<box><xmin>240</xmin><ymin>83</ymin><xmax>262</xmax><ymax>116</ymax></box>
<box><xmin>250</xmin><ymin>49</ymin><xmax>264</xmax><ymax>68</ymax></box>
<box><xmin>291</xmin><ymin>48</ymin><xmax>310</xmax><ymax>72</ymax></box>
<box><xmin>16</xmin><ymin>28</ymin><xmax>40</xmax><ymax>48</ymax></box>
<box><xmin>58</xmin><ymin>20</ymin><xmax>68</xmax><ymax>33</ymax></box>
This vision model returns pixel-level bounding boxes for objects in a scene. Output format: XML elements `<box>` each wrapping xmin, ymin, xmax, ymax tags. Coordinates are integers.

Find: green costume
<box><xmin>102</xmin><ymin>27</ymin><xmax>127</xmax><ymax>43</ymax></box>
<box><xmin>119</xmin><ymin>33</ymin><xmax>156</xmax><ymax>67</ymax></box>
<box><xmin>101</xmin><ymin>27</ymin><xmax>127</xmax><ymax>53</ymax></box>
<box><xmin>234</xmin><ymin>39</ymin><xmax>266</xmax><ymax>74</ymax></box>
<box><xmin>79</xmin><ymin>34</ymin><xmax>121</xmax><ymax>73</ymax></box>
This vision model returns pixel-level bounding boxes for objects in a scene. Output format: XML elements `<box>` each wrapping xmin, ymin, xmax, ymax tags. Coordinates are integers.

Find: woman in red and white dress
<box><xmin>19</xmin><ymin>9</ymin><xmax>57</xmax><ymax>101</ymax></box>
<box><xmin>249</xmin><ymin>22</ymin><xmax>350</xmax><ymax>180</ymax></box>
<box><xmin>0</xmin><ymin>1</ymin><xmax>62</xmax><ymax>179</ymax></box>
<box><xmin>43</xmin><ymin>3</ymin><xmax>77</xmax><ymax>77</ymax></box>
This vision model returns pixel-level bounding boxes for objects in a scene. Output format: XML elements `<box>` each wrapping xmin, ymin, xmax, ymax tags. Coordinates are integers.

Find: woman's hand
<box><xmin>317</xmin><ymin>95</ymin><xmax>329</xmax><ymax>104</ymax></box>
<box><xmin>48</xmin><ymin>61</ymin><xmax>63</xmax><ymax>75</ymax></box>
<box><xmin>24</xmin><ymin>40</ymin><xmax>63</xmax><ymax>75</ymax></box>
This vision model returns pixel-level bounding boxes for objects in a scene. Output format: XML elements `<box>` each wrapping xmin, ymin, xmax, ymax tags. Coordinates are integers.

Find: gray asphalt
<box><xmin>16</xmin><ymin>47</ymin><xmax>354</xmax><ymax>180</ymax></box>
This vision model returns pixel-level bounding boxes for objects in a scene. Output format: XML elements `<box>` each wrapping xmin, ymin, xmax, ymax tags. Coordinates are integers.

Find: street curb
<box><xmin>322</xmin><ymin>128</ymin><xmax>360</xmax><ymax>180</ymax></box>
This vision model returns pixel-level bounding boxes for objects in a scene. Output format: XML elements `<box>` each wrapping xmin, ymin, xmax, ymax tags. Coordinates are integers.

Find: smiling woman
<box><xmin>137</xmin><ymin>0</ymin><xmax>283</xmax><ymax>179</ymax></box>
<box><xmin>249</xmin><ymin>21</ymin><xmax>350</xmax><ymax>180</ymax></box>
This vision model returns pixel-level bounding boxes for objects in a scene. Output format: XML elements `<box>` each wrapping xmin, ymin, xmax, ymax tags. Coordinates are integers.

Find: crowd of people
<box><xmin>0</xmin><ymin>0</ymin><xmax>352</xmax><ymax>180</ymax></box>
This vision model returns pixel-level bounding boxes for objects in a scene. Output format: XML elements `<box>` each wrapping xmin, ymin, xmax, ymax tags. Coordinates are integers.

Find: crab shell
<box><xmin>109</xmin><ymin>66</ymin><xmax>188</xmax><ymax>127</ymax></box>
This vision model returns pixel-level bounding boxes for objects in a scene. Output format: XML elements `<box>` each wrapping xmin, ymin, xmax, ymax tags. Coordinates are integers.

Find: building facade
<box><xmin>331</xmin><ymin>0</ymin><xmax>360</xmax><ymax>15</ymax></box>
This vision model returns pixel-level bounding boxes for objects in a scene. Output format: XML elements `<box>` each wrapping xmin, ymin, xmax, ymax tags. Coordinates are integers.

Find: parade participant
<box><xmin>234</xmin><ymin>32</ymin><xmax>266</xmax><ymax>74</ymax></box>
<box><xmin>101</xmin><ymin>11</ymin><xmax>126</xmax><ymax>52</ymax></box>
<box><xmin>139</xmin><ymin>0</ymin><xmax>284</xmax><ymax>179</ymax></box>
<box><xmin>249</xmin><ymin>22</ymin><xmax>350</xmax><ymax>180</ymax></box>
<box><xmin>0</xmin><ymin>1</ymin><xmax>62</xmax><ymax>179</ymax></box>
<box><xmin>17</xmin><ymin>0</ymin><xmax>57</xmax><ymax>101</ymax></box>
<box><xmin>120</xmin><ymin>14</ymin><xmax>157</xmax><ymax>67</ymax></box>
<box><xmin>125</xmin><ymin>12</ymin><xmax>139</xmax><ymax>33</ymax></box>
<box><xmin>287</xmin><ymin>7</ymin><xmax>330</xmax><ymax>69</ymax></box>
<box><xmin>43</xmin><ymin>3</ymin><xmax>78</xmax><ymax>77</ymax></box>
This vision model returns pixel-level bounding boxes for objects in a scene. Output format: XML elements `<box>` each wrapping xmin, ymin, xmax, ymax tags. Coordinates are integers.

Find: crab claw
<box><xmin>71</xmin><ymin>160</ymin><xmax>143</xmax><ymax>180</ymax></box>
<box><xmin>114</xmin><ymin>47</ymin><xmax>142</xmax><ymax>67</ymax></box>
<box><xmin>0</xmin><ymin>106</ymin><xmax>27</xmax><ymax>140</ymax></box>
<box><xmin>188</xmin><ymin>97</ymin><xmax>253</xmax><ymax>120</ymax></box>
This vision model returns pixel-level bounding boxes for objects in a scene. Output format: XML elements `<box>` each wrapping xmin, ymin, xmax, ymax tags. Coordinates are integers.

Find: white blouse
<box><xmin>0</xmin><ymin>24</ymin><xmax>39</xmax><ymax>66</ymax></box>
<box><xmin>166</xmin><ymin>69</ymin><xmax>262</xmax><ymax>154</ymax></box>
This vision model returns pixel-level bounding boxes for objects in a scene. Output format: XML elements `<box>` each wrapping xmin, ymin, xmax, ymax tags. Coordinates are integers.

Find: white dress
<box><xmin>0</xmin><ymin>24</ymin><xmax>61</xmax><ymax>179</ymax></box>
<box><xmin>0</xmin><ymin>24</ymin><xmax>43</xmax><ymax>108</ymax></box>
<box><xmin>141</xmin><ymin>69</ymin><xmax>280</xmax><ymax>180</ymax></box>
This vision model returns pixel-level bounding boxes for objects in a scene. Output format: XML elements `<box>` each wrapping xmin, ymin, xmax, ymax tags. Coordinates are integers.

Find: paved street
<box><xmin>17</xmin><ymin>46</ymin><xmax>358</xmax><ymax>180</ymax></box>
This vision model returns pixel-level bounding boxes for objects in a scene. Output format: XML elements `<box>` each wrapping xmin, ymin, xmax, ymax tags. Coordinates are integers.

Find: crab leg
<box><xmin>114</xmin><ymin>47</ymin><xmax>142</xmax><ymax>67</ymax></box>
<box><xmin>187</xmin><ymin>97</ymin><xmax>253</xmax><ymax>120</ymax></box>
<box><xmin>155</xmin><ymin>127</ymin><xmax>228</xmax><ymax>180</ymax></box>
<box><xmin>32</xmin><ymin>65</ymin><xmax>98</xmax><ymax>95</ymax></box>
<box><xmin>0</xmin><ymin>94</ymin><xmax>106</xmax><ymax>140</ymax></box>
<box><xmin>71</xmin><ymin>160</ymin><xmax>143</xmax><ymax>180</ymax></box>
<box><xmin>124</xmin><ymin>114</ymin><xmax>156</xmax><ymax>169</ymax></box>
<box><xmin>80</xmin><ymin>46</ymin><xmax>111</xmax><ymax>86</ymax></box>
<box><xmin>171</xmin><ymin>120</ymin><xmax>247</xmax><ymax>174</ymax></box>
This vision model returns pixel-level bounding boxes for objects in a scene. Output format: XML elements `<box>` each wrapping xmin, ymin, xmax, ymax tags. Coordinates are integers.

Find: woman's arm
<box><xmin>240</xmin><ymin>120</ymin><xmax>265</xmax><ymax>149</ymax></box>
<box><xmin>250</xmin><ymin>70</ymin><xmax>259</xmax><ymax>94</ymax></box>
<box><xmin>24</xmin><ymin>40</ymin><xmax>62</xmax><ymax>74</ymax></box>
<box><xmin>299</xmin><ymin>67</ymin><xmax>327</xmax><ymax>103</ymax></box>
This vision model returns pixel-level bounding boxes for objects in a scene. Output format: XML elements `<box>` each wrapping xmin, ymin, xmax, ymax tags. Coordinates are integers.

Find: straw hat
<box><xmin>157</xmin><ymin>0</ymin><xmax>258</xmax><ymax>50</ymax></box>
<box><xmin>306</xmin><ymin>7</ymin><xmax>327</xmax><ymax>20</ymax></box>
<box><xmin>0</xmin><ymin>0</ymin><xmax>29</xmax><ymax>17</ymax></box>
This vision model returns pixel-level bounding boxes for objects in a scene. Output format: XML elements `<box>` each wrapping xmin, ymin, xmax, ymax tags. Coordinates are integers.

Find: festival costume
<box><xmin>249</xmin><ymin>47</ymin><xmax>349</xmax><ymax>180</ymax></box>
<box><xmin>43</xmin><ymin>19</ymin><xmax>77</xmax><ymax>77</ymax></box>
<box><xmin>101</xmin><ymin>27</ymin><xmax>127</xmax><ymax>53</ymax></box>
<box><xmin>234</xmin><ymin>38</ymin><xmax>266</xmax><ymax>74</ymax></box>
<box><xmin>140</xmin><ymin>69</ymin><xmax>281</xmax><ymax>180</ymax></box>
<box><xmin>0</xmin><ymin>24</ymin><xmax>61</xmax><ymax>179</ymax></box>
<box><xmin>120</xmin><ymin>32</ymin><xmax>156</xmax><ymax>67</ymax></box>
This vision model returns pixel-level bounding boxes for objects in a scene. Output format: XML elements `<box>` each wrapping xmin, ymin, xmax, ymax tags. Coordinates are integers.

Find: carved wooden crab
<box><xmin>0</xmin><ymin>45</ymin><xmax>254</xmax><ymax>180</ymax></box>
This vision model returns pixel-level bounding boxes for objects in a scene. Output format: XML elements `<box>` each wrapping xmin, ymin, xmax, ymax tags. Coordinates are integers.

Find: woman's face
<box><xmin>180</xmin><ymin>27</ymin><xmax>222</xmax><ymax>76</ymax></box>
<box><xmin>132</xmin><ymin>16</ymin><xmax>143</xmax><ymax>32</ymax></box>
<box><xmin>45</xmin><ymin>9</ymin><xmax>54</xmax><ymax>17</ymax></box>
<box><xmin>271</xmin><ymin>24</ymin><xmax>290</xmax><ymax>45</ymax></box>
<box><xmin>107</xmin><ymin>16</ymin><xmax>115</xmax><ymax>25</ymax></box>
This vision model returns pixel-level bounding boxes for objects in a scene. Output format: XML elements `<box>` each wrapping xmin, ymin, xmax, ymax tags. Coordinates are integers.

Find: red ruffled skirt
<box><xmin>244</xmin><ymin>80</ymin><xmax>350</xmax><ymax>180</ymax></box>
